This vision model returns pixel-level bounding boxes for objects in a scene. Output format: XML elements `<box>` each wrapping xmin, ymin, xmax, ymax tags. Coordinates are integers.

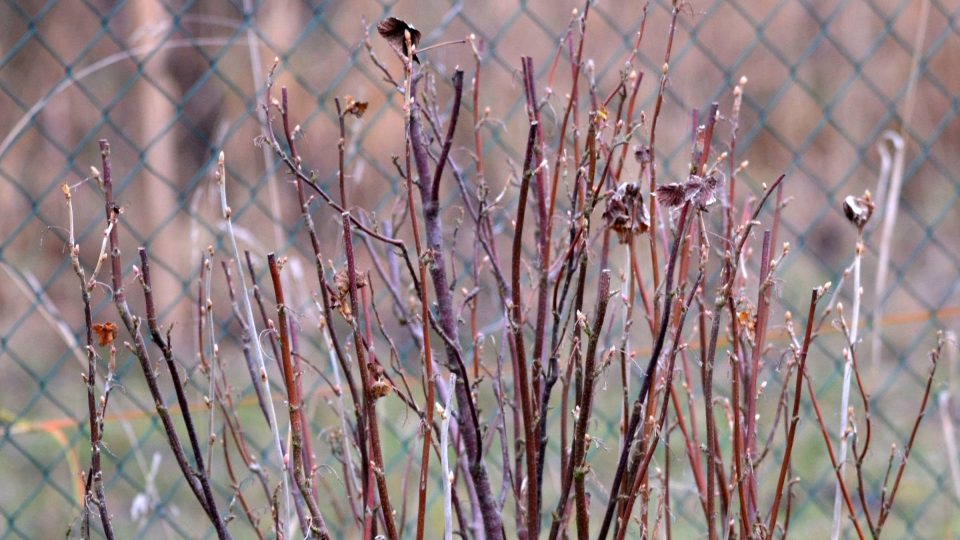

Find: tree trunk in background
<box><xmin>132</xmin><ymin>0</ymin><xmax>184</xmax><ymax>323</ymax></box>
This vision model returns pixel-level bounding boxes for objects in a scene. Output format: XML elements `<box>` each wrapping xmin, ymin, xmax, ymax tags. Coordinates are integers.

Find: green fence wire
<box><xmin>1</xmin><ymin>0</ymin><xmax>958</xmax><ymax>537</ymax></box>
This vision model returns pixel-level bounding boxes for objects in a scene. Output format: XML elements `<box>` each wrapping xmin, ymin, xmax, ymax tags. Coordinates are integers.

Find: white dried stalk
<box><xmin>441</xmin><ymin>373</ymin><xmax>458</xmax><ymax>540</ymax></box>
<box><xmin>215</xmin><ymin>151</ymin><xmax>291</xmax><ymax>531</ymax></box>
<box><xmin>869</xmin><ymin>131</ymin><xmax>905</xmax><ymax>366</ymax></box>
<box><xmin>830</xmin><ymin>228</ymin><xmax>863</xmax><ymax>540</ymax></box>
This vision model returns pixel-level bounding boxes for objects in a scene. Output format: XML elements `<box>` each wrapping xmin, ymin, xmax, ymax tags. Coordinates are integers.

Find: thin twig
<box><xmin>64</xmin><ymin>182</ymin><xmax>115</xmax><ymax>540</ymax></box>
<box><xmin>876</xmin><ymin>335</ymin><xmax>944</xmax><ymax>534</ymax></box>
<box><xmin>99</xmin><ymin>139</ymin><xmax>229</xmax><ymax>539</ymax></box>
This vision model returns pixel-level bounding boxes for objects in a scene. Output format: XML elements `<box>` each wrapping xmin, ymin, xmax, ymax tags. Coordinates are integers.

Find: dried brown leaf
<box><xmin>842</xmin><ymin>190</ymin><xmax>874</xmax><ymax>229</ymax></box>
<box><xmin>655</xmin><ymin>183</ymin><xmax>689</xmax><ymax>207</ymax></box>
<box><xmin>377</xmin><ymin>17</ymin><xmax>421</xmax><ymax>63</ymax></box>
<box><xmin>343</xmin><ymin>95</ymin><xmax>368</xmax><ymax>118</ymax></box>
<box><xmin>333</xmin><ymin>268</ymin><xmax>368</xmax><ymax>320</ymax></box>
<box><xmin>655</xmin><ymin>172</ymin><xmax>724</xmax><ymax>210</ymax></box>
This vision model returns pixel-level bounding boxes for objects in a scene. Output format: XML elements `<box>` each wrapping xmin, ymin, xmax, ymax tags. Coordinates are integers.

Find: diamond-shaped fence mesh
<box><xmin>1</xmin><ymin>0</ymin><xmax>958</xmax><ymax>538</ymax></box>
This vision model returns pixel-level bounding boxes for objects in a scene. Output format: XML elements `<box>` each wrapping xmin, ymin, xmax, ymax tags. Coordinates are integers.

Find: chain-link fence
<box><xmin>1</xmin><ymin>0</ymin><xmax>958</xmax><ymax>537</ymax></box>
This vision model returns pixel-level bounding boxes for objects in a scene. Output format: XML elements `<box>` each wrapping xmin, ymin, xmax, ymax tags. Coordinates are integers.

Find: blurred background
<box><xmin>1</xmin><ymin>0</ymin><xmax>958</xmax><ymax>538</ymax></box>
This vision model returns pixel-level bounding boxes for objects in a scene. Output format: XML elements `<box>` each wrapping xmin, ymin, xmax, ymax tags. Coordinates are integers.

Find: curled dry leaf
<box><xmin>655</xmin><ymin>171</ymin><xmax>724</xmax><ymax>210</ymax></box>
<box><xmin>594</xmin><ymin>106</ymin><xmax>609</xmax><ymax>124</ymax></box>
<box><xmin>603</xmin><ymin>182</ymin><xmax>649</xmax><ymax>244</ymax></box>
<box><xmin>334</xmin><ymin>268</ymin><xmax>368</xmax><ymax>295</ymax></box>
<box><xmin>342</xmin><ymin>95</ymin><xmax>368</xmax><ymax>118</ymax></box>
<box><xmin>655</xmin><ymin>182</ymin><xmax>689</xmax><ymax>208</ymax></box>
<box><xmin>842</xmin><ymin>190</ymin><xmax>874</xmax><ymax>229</ymax></box>
<box><xmin>735</xmin><ymin>300</ymin><xmax>757</xmax><ymax>342</ymax></box>
<box><xmin>333</xmin><ymin>268</ymin><xmax>368</xmax><ymax>320</ymax></box>
<box><xmin>377</xmin><ymin>17</ymin><xmax>421</xmax><ymax>63</ymax></box>
<box><xmin>92</xmin><ymin>322</ymin><xmax>118</xmax><ymax>347</ymax></box>
<box><xmin>695</xmin><ymin>172</ymin><xmax>723</xmax><ymax>209</ymax></box>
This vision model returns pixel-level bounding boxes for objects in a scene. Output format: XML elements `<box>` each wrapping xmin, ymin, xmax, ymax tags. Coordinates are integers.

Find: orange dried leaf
<box><xmin>343</xmin><ymin>95</ymin><xmax>369</xmax><ymax>118</ymax></box>
<box><xmin>92</xmin><ymin>322</ymin><xmax>118</xmax><ymax>347</ymax></box>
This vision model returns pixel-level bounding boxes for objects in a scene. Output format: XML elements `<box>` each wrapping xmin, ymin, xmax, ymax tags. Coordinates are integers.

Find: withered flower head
<box><xmin>655</xmin><ymin>171</ymin><xmax>724</xmax><ymax>210</ymax></box>
<box><xmin>370</xmin><ymin>377</ymin><xmax>393</xmax><ymax>400</ymax></box>
<box><xmin>842</xmin><ymin>190</ymin><xmax>874</xmax><ymax>229</ymax></box>
<box><xmin>634</xmin><ymin>145</ymin><xmax>652</xmax><ymax>166</ymax></box>
<box><xmin>603</xmin><ymin>182</ymin><xmax>649</xmax><ymax>244</ymax></box>
<box><xmin>334</xmin><ymin>268</ymin><xmax>368</xmax><ymax>296</ymax></box>
<box><xmin>333</xmin><ymin>268</ymin><xmax>368</xmax><ymax>320</ymax></box>
<box><xmin>377</xmin><ymin>17</ymin><xmax>421</xmax><ymax>63</ymax></box>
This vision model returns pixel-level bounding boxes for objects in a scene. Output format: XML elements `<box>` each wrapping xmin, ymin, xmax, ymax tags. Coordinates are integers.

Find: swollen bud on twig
<box><xmin>815</xmin><ymin>281</ymin><xmax>833</xmax><ymax>301</ymax></box>
<box><xmin>90</xmin><ymin>166</ymin><xmax>104</xmax><ymax>192</ymax></box>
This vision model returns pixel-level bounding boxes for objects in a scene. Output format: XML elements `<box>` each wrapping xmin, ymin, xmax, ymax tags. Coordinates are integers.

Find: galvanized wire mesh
<box><xmin>1</xmin><ymin>0</ymin><xmax>958</xmax><ymax>538</ymax></box>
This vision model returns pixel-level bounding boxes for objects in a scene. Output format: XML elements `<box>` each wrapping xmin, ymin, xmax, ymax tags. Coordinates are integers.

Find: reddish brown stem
<box><xmin>876</xmin><ymin>340</ymin><xmax>942</xmax><ymax>534</ymax></box>
<box><xmin>615</xmin><ymin>273</ymin><xmax>702</xmax><ymax>540</ymax></box>
<box><xmin>767</xmin><ymin>287</ymin><xmax>823</xmax><ymax>536</ymax></box>
<box><xmin>222</xmin><ymin>431</ymin><xmax>265</xmax><ymax>540</ymax></box>
<box><xmin>804</xmin><ymin>361</ymin><xmax>866</xmax><ymax>540</ymax></box>
<box><xmin>271</xmin><ymin>85</ymin><xmax>368</xmax><ymax>535</ymax></box>
<box><xmin>511</xmin><ymin>121</ymin><xmax>542</xmax><ymax>537</ymax></box>
<box><xmin>521</xmin><ymin>59</ymin><xmax>551</xmax><ymax>506</ymax></box>
<box><xmin>646</xmin><ymin>4</ymin><xmax>682</xmax><ymax>332</ymax></box>
<box><xmin>573</xmin><ymin>271</ymin><xmax>612</xmax><ymax>540</ymax></box>
<box><xmin>699</xmin><ymin>174</ymin><xmax>785</xmax><ymax>538</ymax></box>
<box><xmin>267</xmin><ymin>254</ymin><xmax>331</xmax><ymax>539</ymax></box>
<box><xmin>744</xmin><ymin>229</ymin><xmax>774</xmax><ymax>521</ymax></box>
<box><xmin>597</xmin><ymin>200</ymin><xmax>693</xmax><ymax>540</ymax></box>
